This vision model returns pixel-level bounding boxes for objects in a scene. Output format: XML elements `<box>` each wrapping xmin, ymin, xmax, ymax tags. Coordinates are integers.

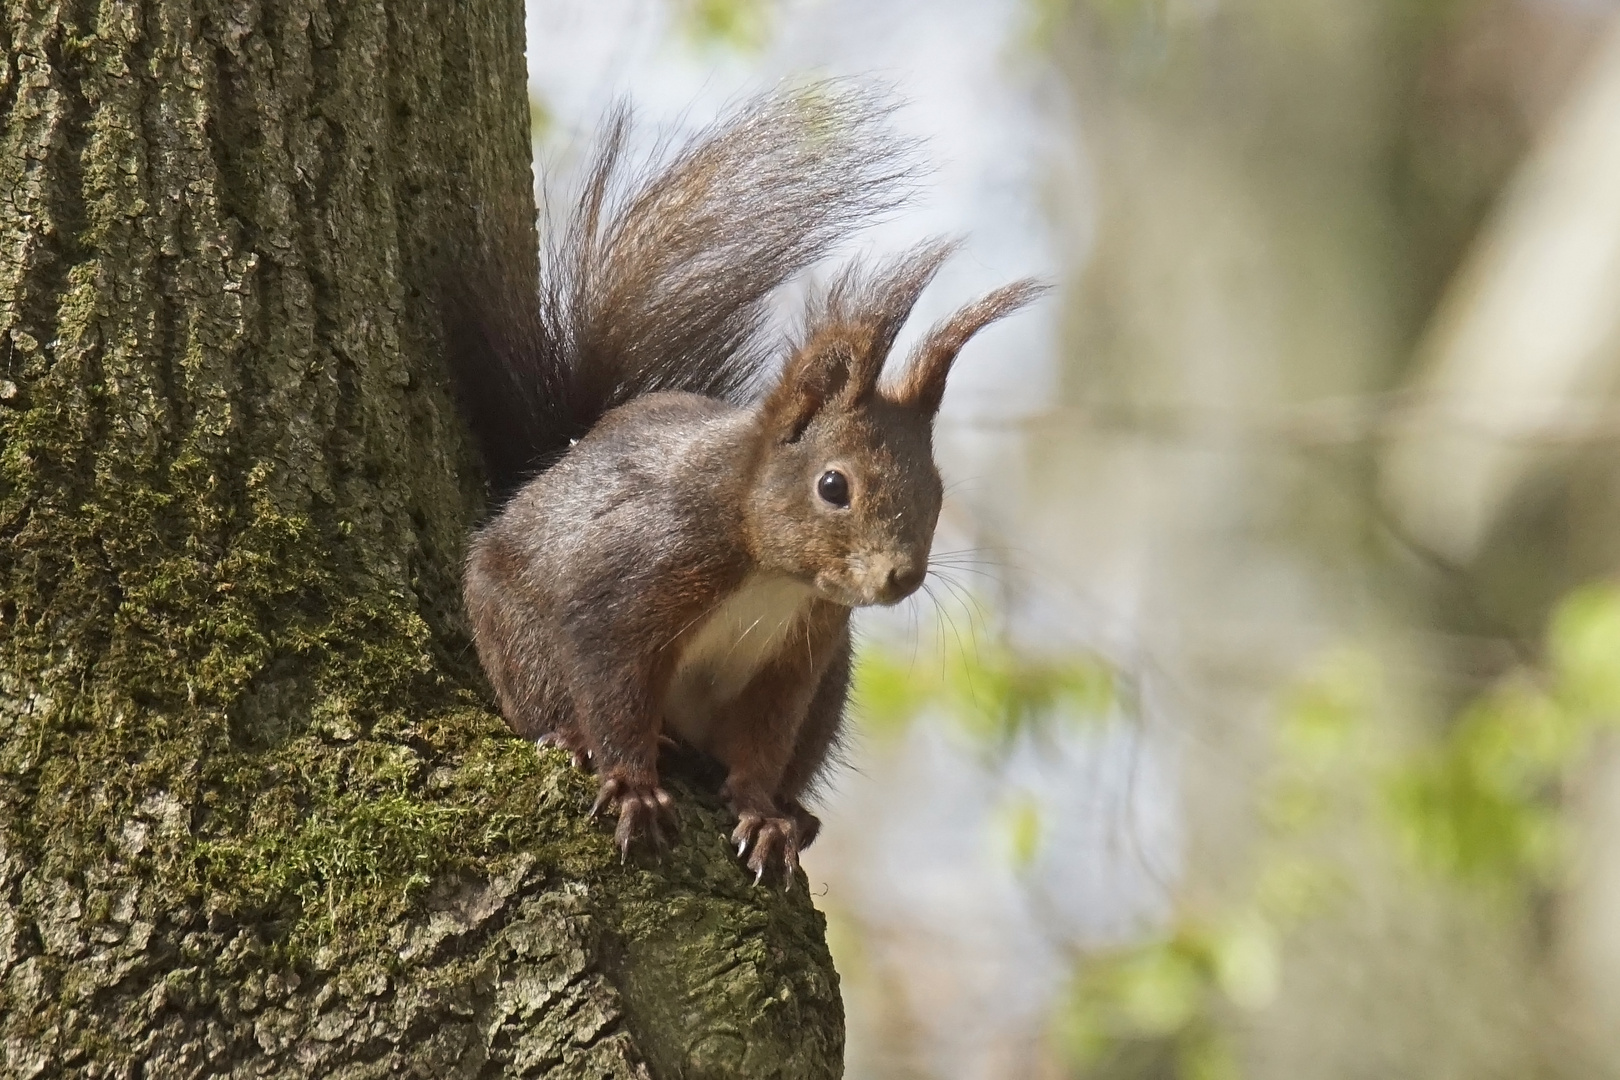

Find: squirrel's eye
<box><xmin>817</xmin><ymin>469</ymin><xmax>850</xmax><ymax>507</ymax></box>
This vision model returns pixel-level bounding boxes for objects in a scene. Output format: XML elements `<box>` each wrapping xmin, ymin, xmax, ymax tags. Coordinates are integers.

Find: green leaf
<box><xmin>853</xmin><ymin>640</ymin><xmax>1115</xmax><ymax>750</ymax></box>
<box><xmin>1278</xmin><ymin>649</ymin><xmax>1375</xmax><ymax>767</ymax></box>
<box><xmin>1001</xmin><ymin>795</ymin><xmax>1044</xmax><ymax>871</ymax></box>
<box><xmin>1550</xmin><ymin>583</ymin><xmax>1620</xmax><ymax>720</ymax></box>
<box><xmin>676</xmin><ymin>0</ymin><xmax>773</xmax><ymax>51</ymax></box>
<box><xmin>1212</xmin><ymin>914</ymin><xmax>1279</xmax><ymax>1010</ymax></box>
<box><xmin>850</xmin><ymin>649</ymin><xmax>939</xmax><ymax>739</ymax></box>
<box><xmin>1115</xmin><ymin>943</ymin><xmax>1205</xmax><ymax>1034</ymax></box>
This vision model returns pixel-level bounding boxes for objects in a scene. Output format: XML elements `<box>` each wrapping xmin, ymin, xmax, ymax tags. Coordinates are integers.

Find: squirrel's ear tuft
<box><xmin>889</xmin><ymin>279</ymin><xmax>1049</xmax><ymax>416</ymax></box>
<box><xmin>762</xmin><ymin>337</ymin><xmax>856</xmax><ymax>443</ymax></box>
<box><xmin>762</xmin><ymin>241</ymin><xmax>957</xmax><ymax>440</ymax></box>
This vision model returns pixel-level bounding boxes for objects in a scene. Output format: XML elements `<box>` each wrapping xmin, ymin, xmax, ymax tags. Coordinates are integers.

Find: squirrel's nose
<box><xmin>884</xmin><ymin>563</ymin><xmax>925</xmax><ymax>601</ymax></box>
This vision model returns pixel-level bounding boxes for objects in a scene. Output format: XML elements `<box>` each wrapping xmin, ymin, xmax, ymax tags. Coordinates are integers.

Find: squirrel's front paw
<box><xmin>536</xmin><ymin>728</ymin><xmax>593</xmax><ymax>771</ymax></box>
<box><xmin>591</xmin><ymin>773</ymin><xmax>679</xmax><ymax>858</ymax></box>
<box><xmin>732</xmin><ymin>811</ymin><xmax>804</xmax><ymax>886</ymax></box>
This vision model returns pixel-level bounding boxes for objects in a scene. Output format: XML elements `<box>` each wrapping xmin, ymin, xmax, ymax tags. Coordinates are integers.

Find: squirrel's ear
<box><xmin>889</xmin><ymin>279</ymin><xmax>1049</xmax><ymax>416</ymax></box>
<box><xmin>830</xmin><ymin>240</ymin><xmax>957</xmax><ymax>400</ymax></box>
<box><xmin>762</xmin><ymin>338</ymin><xmax>856</xmax><ymax>442</ymax></box>
<box><xmin>762</xmin><ymin>241</ymin><xmax>958</xmax><ymax>440</ymax></box>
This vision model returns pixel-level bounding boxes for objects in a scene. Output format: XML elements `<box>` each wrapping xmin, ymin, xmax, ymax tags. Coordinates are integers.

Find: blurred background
<box><xmin>526</xmin><ymin>1</ymin><xmax>1620</xmax><ymax>1076</ymax></box>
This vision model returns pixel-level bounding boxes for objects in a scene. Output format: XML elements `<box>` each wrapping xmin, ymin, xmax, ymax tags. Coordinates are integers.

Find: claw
<box><xmin>730</xmin><ymin>809</ymin><xmax>802</xmax><ymax>888</ymax></box>
<box><xmin>594</xmin><ymin>774</ymin><xmax>679</xmax><ymax>858</ymax></box>
<box><xmin>590</xmin><ymin>778</ymin><xmax>621</xmax><ymax>818</ymax></box>
<box><xmin>538</xmin><ymin>731</ymin><xmax>596</xmax><ymax>772</ymax></box>
<box><xmin>653</xmin><ymin>787</ymin><xmax>679</xmax><ymax>829</ymax></box>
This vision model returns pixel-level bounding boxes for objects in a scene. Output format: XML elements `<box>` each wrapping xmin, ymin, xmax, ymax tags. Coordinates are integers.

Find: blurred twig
<box><xmin>940</xmin><ymin>393</ymin><xmax>1620</xmax><ymax>447</ymax></box>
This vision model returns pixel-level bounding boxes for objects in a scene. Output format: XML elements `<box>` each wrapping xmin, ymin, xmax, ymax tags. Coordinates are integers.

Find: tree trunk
<box><xmin>0</xmin><ymin>2</ymin><xmax>843</xmax><ymax>1077</ymax></box>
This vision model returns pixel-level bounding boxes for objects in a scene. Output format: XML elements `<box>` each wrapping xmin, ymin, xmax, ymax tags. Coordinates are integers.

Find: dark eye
<box><xmin>817</xmin><ymin>469</ymin><xmax>850</xmax><ymax>507</ymax></box>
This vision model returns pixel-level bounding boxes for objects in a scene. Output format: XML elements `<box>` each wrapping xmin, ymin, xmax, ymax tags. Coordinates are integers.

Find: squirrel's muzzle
<box><xmin>870</xmin><ymin>557</ymin><xmax>926</xmax><ymax>605</ymax></box>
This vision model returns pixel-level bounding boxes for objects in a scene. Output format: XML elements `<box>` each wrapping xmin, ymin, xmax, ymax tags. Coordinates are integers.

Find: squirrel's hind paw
<box><xmin>591</xmin><ymin>774</ymin><xmax>679</xmax><ymax>858</ymax></box>
<box><xmin>732</xmin><ymin>812</ymin><xmax>804</xmax><ymax>887</ymax></box>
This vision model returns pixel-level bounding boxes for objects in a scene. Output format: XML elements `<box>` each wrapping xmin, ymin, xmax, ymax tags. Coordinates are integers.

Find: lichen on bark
<box><xmin>0</xmin><ymin>1</ymin><xmax>843</xmax><ymax>1076</ymax></box>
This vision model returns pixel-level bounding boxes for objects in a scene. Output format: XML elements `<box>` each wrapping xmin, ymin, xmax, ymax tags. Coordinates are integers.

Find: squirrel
<box><xmin>447</xmin><ymin>84</ymin><xmax>1044</xmax><ymax>882</ymax></box>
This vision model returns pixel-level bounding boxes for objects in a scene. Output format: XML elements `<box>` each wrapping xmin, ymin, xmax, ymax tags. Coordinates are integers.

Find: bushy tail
<box><xmin>446</xmin><ymin>82</ymin><xmax>917</xmax><ymax>500</ymax></box>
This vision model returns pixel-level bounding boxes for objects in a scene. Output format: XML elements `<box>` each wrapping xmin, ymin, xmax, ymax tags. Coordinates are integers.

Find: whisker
<box><xmin>932</xmin><ymin>541</ymin><xmax>1037</xmax><ymax>579</ymax></box>
<box><xmin>927</xmin><ymin>568</ymin><xmax>993</xmax><ymax>629</ymax></box>
<box><xmin>660</xmin><ymin>600</ymin><xmax>721</xmax><ymax>653</ymax></box>
<box><xmin>928</xmin><ymin>562</ymin><xmax>1002</xmax><ymax>585</ymax></box>
<box><xmin>896</xmin><ymin>587</ymin><xmax>921</xmax><ymax>672</ymax></box>
<box><xmin>929</xmin><ymin>551</ymin><xmax>1002</xmax><ymax>566</ymax></box>
<box><xmin>925</xmin><ymin>579</ymin><xmax>979</xmax><ymax>707</ymax></box>
<box><xmin>928</xmin><ymin>555</ymin><xmax>1009</xmax><ymax>584</ymax></box>
<box><xmin>918</xmin><ymin>579</ymin><xmax>953</xmax><ymax>686</ymax></box>
<box><xmin>929</xmin><ymin>546</ymin><xmax>1002</xmax><ymax>565</ymax></box>
<box><xmin>722</xmin><ymin>613</ymin><xmax>768</xmax><ymax>665</ymax></box>
<box><xmin>928</xmin><ymin>564</ymin><xmax>1002</xmax><ymax>580</ymax></box>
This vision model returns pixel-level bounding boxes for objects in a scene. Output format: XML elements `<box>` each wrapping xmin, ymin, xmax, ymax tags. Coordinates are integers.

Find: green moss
<box><xmin>188</xmin><ymin>709</ymin><xmax>612</xmax><ymax>958</ymax></box>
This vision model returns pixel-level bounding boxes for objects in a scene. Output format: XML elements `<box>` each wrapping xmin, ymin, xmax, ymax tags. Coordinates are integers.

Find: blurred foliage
<box><xmin>675</xmin><ymin>0</ymin><xmax>774</xmax><ymax>51</ymax></box>
<box><xmin>1386</xmin><ymin>681</ymin><xmax>1569</xmax><ymax>885</ymax></box>
<box><xmin>1028</xmin><ymin>0</ymin><xmax>1474</xmax><ymax>50</ymax></box>
<box><xmin>852</xmin><ymin>629</ymin><xmax>1372</xmax><ymax>1078</ymax></box>
<box><xmin>1044</xmin><ymin>584</ymin><xmax>1620</xmax><ymax>1077</ymax></box>
<box><xmin>1051</xmin><ymin>652</ymin><xmax>1372</xmax><ymax>1078</ymax></box>
<box><xmin>529</xmin><ymin>92</ymin><xmax>553</xmax><ymax>141</ymax></box>
<box><xmin>856</xmin><ymin>588</ymin><xmax>1620</xmax><ymax>1077</ymax></box>
<box><xmin>853</xmin><ymin>638</ymin><xmax>1116</xmax><ymax>750</ymax></box>
<box><xmin>852</xmin><ymin>633</ymin><xmax>1117</xmax><ymax>906</ymax></box>
<box><xmin>1000</xmin><ymin>794</ymin><xmax>1045</xmax><ymax>871</ymax></box>
<box><xmin>1024</xmin><ymin>0</ymin><xmax>1180</xmax><ymax>72</ymax></box>
<box><xmin>1055</xmin><ymin>917</ymin><xmax>1274</xmax><ymax>1080</ymax></box>
<box><xmin>1388</xmin><ymin>583</ymin><xmax>1620</xmax><ymax>887</ymax></box>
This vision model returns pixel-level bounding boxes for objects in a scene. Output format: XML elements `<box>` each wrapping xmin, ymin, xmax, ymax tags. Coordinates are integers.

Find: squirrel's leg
<box><xmin>465</xmin><ymin>553</ymin><xmax>586</xmax><ymax>757</ymax></box>
<box><xmin>771</xmin><ymin>632</ymin><xmax>853</xmax><ymax>852</ymax></box>
<box><xmin>566</xmin><ymin>652</ymin><xmax>678</xmax><ymax>856</ymax></box>
<box><xmin>710</xmin><ymin>613</ymin><xmax>848</xmax><ymax>883</ymax></box>
<box><xmin>712</xmin><ymin>684</ymin><xmax>815</xmax><ymax>883</ymax></box>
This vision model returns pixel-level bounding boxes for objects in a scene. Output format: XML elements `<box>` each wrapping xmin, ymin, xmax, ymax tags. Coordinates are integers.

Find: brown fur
<box><xmin>450</xmin><ymin>86</ymin><xmax>1043</xmax><ymax>881</ymax></box>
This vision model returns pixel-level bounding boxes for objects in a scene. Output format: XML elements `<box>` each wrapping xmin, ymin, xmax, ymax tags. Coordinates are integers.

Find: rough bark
<box><xmin>0</xmin><ymin>2</ymin><xmax>843</xmax><ymax>1077</ymax></box>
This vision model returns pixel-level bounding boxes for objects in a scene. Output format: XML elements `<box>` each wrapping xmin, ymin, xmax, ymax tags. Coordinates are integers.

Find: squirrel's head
<box><xmin>746</xmin><ymin>243</ymin><xmax>1044</xmax><ymax>608</ymax></box>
